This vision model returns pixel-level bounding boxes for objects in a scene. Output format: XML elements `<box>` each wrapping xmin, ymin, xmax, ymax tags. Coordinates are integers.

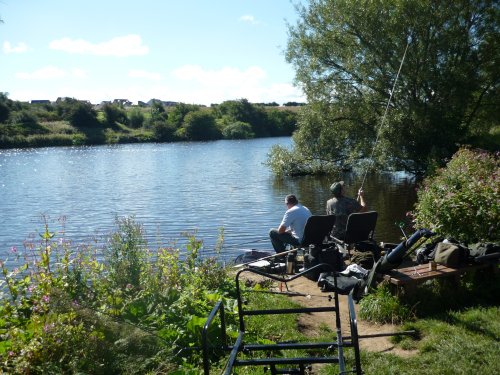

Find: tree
<box><xmin>102</xmin><ymin>103</ymin><xmax>128</xmax><ymax>126</ymax></box>
<box><xmin>181</xmin><ymin>110</ymin><xmax>220</xmax><ymax>141</ymax></box>
<box><xmin>214</xmin><ymin>99</ymin><xmax>270</xmax><ymax>137</ymax></box>
<box><xmin>280</xmin><ymin>0</ymin><xmax>499</xmax><ymax>175</ymax></box>
<box><xmin>221</xmin><ymin>121</ymin><xmax>255</xmax><ymax>139</ymax></box>
<box><xmin>0</xmin><ymin>92</ymin><xmax>12</xmax><ymax>123</ymax></box>
<box><xmin>56</xmin><ymin>98</ymin><xmax>99</xmax><ymax>128</ymax></box>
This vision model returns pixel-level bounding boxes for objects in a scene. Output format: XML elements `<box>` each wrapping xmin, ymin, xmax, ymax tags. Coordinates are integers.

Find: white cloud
<box><xmin>128</xmin><ymin>69</ymin><xmax>162</xmax><ymax>80</ymax></box>
<box><xmin>3</xmin><ymin>41</ymin><xmax>28</xmax><ymax>54</ymax></box>
<box><xmin>239</xmin><ymin>15</ymin><xmax>259</xmax><ymax>25</ymax></box>
<box><xmin>49</xmin><ymin>34</ymin><xmax>149</xmax><ymax>56</ymax></box>
<box><xmin>169</xmin><ymin>65</ymin><xmax>304</xmax><ymax>105</ymax></box>
<box><xmin>173</xmin><ymin>65</ymin><xmax>266</xmax><ymax>87</ymax></box>
<box><xmin>15</xmin><ymin>66</ymin><xmax>86</xmax><ymax>80</ymax></box>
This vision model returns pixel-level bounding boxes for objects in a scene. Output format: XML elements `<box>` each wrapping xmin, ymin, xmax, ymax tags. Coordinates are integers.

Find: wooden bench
<box><xmin>380</xmin><ymin>262</ymin><xmax>493</xmax><ymax>294</ymax></box>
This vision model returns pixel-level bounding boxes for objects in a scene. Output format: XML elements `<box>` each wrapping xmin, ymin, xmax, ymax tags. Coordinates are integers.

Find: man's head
<box><xmin>285</xmin><ymin>194</ymin><xmax>298</xmax><ymax>207</ymax></box>
<box><xmin>330</xmin><ymin>181</ymin><xmax>344</xmax><ymax>198</ymax></box>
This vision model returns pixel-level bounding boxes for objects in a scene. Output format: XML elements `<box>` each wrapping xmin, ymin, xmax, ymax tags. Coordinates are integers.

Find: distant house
<box><xmin>113</xmin><ymin>99</ymin><xmax>133</xmax><ymax>107</ymax></box>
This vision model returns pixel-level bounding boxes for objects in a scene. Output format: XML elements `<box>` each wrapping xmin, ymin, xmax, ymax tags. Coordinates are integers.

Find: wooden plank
<box><xmin>382</xmin><ymin>263</ymin><xmax>489</xmax><ymax>286</ymax></box>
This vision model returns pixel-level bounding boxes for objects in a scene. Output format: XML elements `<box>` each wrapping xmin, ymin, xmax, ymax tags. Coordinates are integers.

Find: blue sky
<box><xmin>0</xmin><ymin>0</ymin><xmax>305</xmax><ymax>105</ymax></box>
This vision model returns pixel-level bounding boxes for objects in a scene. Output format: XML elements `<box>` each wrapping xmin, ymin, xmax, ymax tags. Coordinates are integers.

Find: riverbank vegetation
<box><xmin>0</xmin><ymin>95</ymin><xmax>299</xmax><ymax>148</ymax></box>
<box><xmin>268</xmin><ymin>0</ymin><xmax>499</xmax><ymax>176</ymax></box>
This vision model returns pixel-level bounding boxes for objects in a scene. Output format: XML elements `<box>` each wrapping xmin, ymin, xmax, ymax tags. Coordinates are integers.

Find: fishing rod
<box><xmin>233</xmin><ymin>247</ymin><xmax>299</xmax><ymax>268</ymax></box>
<box><xmin>358</xmin><ymin>37</ymin><xmax>412</xmax><ymax>195</ymax></box>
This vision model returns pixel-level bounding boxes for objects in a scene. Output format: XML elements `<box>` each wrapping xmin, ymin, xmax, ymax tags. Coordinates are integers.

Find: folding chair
<box><xmin>300</xmin><ymin>214</ymin><xmax>336</xmax><ymax>248</ymax></box>
<box><xmin>332</xmin><ymin>211</ymin><xmax>378</xmax><ymax>258</ymax></box>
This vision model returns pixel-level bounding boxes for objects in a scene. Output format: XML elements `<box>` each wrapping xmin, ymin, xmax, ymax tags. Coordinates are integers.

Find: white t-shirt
<box><xmin>280</xmin><ymin>204</ymin><xmax>312</xmax><ymax>243</ymax></box>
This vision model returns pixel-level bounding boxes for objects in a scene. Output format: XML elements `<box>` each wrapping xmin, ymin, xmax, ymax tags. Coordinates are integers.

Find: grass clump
<box><xmin>359</xmin><ymin>283</ymin><xmax>413</xmax><ymax>324</ymax></box>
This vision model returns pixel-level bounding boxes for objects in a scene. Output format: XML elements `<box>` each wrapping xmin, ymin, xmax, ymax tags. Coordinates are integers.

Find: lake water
<box><xmin>0</xmin><ymin>137</ymin><xmax>417</xmax><ymax>266</ymax></box>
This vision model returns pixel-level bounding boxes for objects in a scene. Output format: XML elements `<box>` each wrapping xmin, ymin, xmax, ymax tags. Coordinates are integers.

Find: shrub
<box><xmin>221</xmin><ymin>121</ymin><xmax>254</xmax><ymax>139</ymax></box>
<box><xmin>413</xmin><ymin>148</ymin><xmax>499</xmax><ymax>243</ymax></box>
<box><xmin>128</xmin><ymin>108</ymin><xmax>145</xmax><ymax>128</ymax></box>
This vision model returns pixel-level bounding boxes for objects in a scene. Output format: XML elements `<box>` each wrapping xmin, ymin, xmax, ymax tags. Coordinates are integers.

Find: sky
<box><xmin>0</xmin><ymin>0</ymin><xmax>306</xmax><ymax>106</ymax></box>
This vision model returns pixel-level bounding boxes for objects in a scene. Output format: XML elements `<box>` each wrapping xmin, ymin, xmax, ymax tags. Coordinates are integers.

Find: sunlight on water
<box><xmin>0</xmin><ymin>138</ymin><xmax>417</xmax><ymax>266</ymax></box>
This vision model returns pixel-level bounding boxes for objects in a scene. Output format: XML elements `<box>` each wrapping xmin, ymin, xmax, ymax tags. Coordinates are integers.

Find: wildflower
<box><xmin>8</xmin><ymin>351</ymin><xmax>14</xmax><ymax>357</ymax></box>
<box><xmin>42</xmin><ymin>295</ymin><xmax>50</xmax><ymax>303</ymax></box>
<box><xmin>10</xmin><ymin>246</ymin><xmax>17</xmax><ymax>253</ymax></box>
<box><xmin>43</xmin><ymin>323</ymin><xmax>55</xmax><ymax>333</ymax></box>
<box><xmin>126</xmin><ymin>283</ymin><xmax>133</xmax><ymax>290</ymax></box>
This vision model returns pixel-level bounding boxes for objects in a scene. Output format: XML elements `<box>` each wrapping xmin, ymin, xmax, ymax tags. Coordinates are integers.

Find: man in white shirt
<box><xmin>269</xmin><ymin>194</ymin><xmax>312</xmax><ymax>253</ymax></box>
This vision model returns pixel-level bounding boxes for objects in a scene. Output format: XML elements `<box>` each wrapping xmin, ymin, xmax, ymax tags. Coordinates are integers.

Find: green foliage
<box><xmin>0</xmin><ymin>216</ymin><xmax>238</xmax><ymax>373</ymax></box>
<box><xmin>181</xmin><ymin>110</ymin><xmax>220</xmax><ymax>141</ymax></box>
<box><xmin>9</xmin><ymin>110</ymin><xmax>48</xmax><ymax>135</ymax></box>
<box><xmin>359</xmin><ymin>284</ymin><xmax>413</xmax><ymax>324</ymax></box>
<box><xmin>128</xmin><ymin>108</ymin><xmax>145</xmax><ymax>128</ymax></box>
<box><xmin>413</xmin><ymin>148</ymin><xmax>499</xmax><ymax>243</ymax></box>
<box><xmin>285</xmin><ymin>0</ymin><xmax>499</xmax><ymax>174</ymax></box>
<box><xmin>0</xmin><ymin>92</ymin><xmax>13</xmax><ymax>123</ymax></box>
<box><xmin>56</xmin><ymin>98</ymin><xmax>99</xmax><ymax>128</ymax></box>
<box><xmin>167</xmin><ymin>102</ymin><xmax>200</xmax><ymax>128</ymax></box>
<box><xmin>152</xmin><ymin>120</ymin><xmax>177</xmax><ymax>142</ymax></box>
<box><xmin>0</xmin><ymin>97</ymin><xmax>298</xmax><ymax>148</ymax></box>
<box><xmin>221</xmin><ymin>120</ymin><xmax>254</xmax><ymax>139</ymax></box>
<box><xmin>266</xmin><ymin>141</ymin><xmax>340</xmax><ymax>176</ymax></box>
<box><xmin>102</xmin><ymin>102</ymin><xmax>129</xmax><ymax>126</ymax></box>
<box><xmin>214</xmin><ymin>99</ymin><xmax>270</xmax><ymax>137</ymax></box>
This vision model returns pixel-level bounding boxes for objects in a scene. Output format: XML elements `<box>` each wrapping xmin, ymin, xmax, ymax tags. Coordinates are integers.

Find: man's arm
<box><xmin>277</xmin><ymin>224</ymin><xmax>287</xmax><ymax>234</ymax></box>
<box><xmin>358</xmin><ymin>188</ymin><xmax>367</xmax><ymax>212</ymax></box>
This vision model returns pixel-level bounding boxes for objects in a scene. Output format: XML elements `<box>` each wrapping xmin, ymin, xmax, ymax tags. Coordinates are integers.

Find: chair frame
<box><xmin>332</xmin><ymin>211</ymin><xmax>378</xmax><ymax>258</ymax></box>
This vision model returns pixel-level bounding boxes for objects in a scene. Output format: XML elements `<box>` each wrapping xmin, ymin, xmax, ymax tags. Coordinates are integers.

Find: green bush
<box><xmin>221</xmin><ymin>121</ymin><xmax>254</xmax><ymax>139</ymax></box>
<box><xmin>413</xmin><ymin>148</ymin><xmax>499</xmax><ymax>243</ymax></box>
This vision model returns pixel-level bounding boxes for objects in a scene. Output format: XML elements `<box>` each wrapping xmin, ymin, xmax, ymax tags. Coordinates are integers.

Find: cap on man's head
<box><xmin>330</xmin><ymin>181</ymin><xmax>344</xmax><ymax>197</ymax></box>
<box><xmin>285</xmin><ymin>194</ymin><xmax>298</xmax><ymax>205</ymax></box>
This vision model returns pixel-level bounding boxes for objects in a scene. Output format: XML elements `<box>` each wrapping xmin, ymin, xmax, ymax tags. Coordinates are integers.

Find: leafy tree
<box><xmin>152</xmin><ymin>120</ymin><xmax>177</xmax><ymax>141</ymax></box>
<box><xmin>413</xmin><ymin>148</ymin><xmax>499</xmax><ymax>243</ymax></box>
<box><xmin>266</xmin><ymin>108</ymin><xmax>298</xmax><ymax>136</ymax></box>
<box><xmin>167</xmin><ymin>102</ymin><xmax>200</xmax><ymax>128</ymax></box>
<box><xmin>214</xmin><ymin>99</ymin><xmax>270</xmax><ymax>137</ymax></box>
<box><xmin>56</xmin><ymin>98</ymin><xmax>99</xmax><ymax>128</ymax></box>
<box><xmin>221</xmin><ymin>121</ymin><xmax>255</xmax><ymax>139</ymax></box>
<box><xmin>181</xmin><ymin>110</ymin><xmax>220</xmax><ymax>141</ymax></box>
<box><xmin>102</xmin><ymin>103</ymin><xmax>128</xmax><ymax>126</ymax></box>
<box><xmin>0</xmin><ymin>92</ymin><xmax>12</xmax><ymax>123</ymax></box>
<box><xmin>280</xmin><ymin>0</ymin><xmax>499</xmax><ymax>175</ymax></box>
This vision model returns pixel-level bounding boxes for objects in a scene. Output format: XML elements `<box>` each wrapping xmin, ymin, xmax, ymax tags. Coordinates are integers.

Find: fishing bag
<box><xmin>350</xmin><ymin>240</ymin><xmax>382</xmax><ymax>269</ymax></box>
<box><xmin>434</xmin><ymin>242</ymin><xmax>470</xmax><ymax>267</ymax></box>
<box><xmin>303</xmin><ymin>245</ymin><xmax>345</xmax><ymax>281</ymax></box>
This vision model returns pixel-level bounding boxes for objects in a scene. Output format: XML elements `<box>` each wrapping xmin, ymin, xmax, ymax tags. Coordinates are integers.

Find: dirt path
<box><xmin>243</xmin><ymin>273</ymin><xmax>416</xmax><ymax>357</ymax></box>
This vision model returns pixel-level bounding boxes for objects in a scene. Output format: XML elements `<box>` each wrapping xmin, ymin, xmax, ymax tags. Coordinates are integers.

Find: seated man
<box><xmin>326</xmin><ymin>181</ymin><xmax>366</xmax><ymax>240</ymax></box>
<box><xmin>269</xmin><ymin>194</ymin><xmax>312</xmax><ymax>253</ymax></box>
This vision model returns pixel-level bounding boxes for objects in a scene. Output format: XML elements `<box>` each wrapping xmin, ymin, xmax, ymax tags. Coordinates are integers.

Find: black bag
<box><xmin>303</xmin><ymin>245</ymin><xmax>345</xmax><ymax>281</ymax></box>
<box><xmin>317</xmin><ymin>272</ymin><xmax>365</xmax><ymax>296</ymax></box>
